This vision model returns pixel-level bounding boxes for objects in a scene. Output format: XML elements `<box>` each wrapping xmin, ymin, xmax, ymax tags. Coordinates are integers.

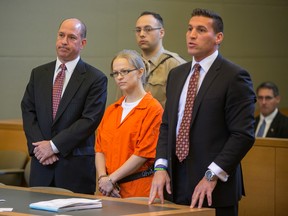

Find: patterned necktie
<box><xmin>176</xmin><ymin>64</ymin><xmax>201</xmax><ymax>162</ymax></box>
<box><xmin>257</xmin><ymin>119</ymin><xmax>266</xmax><ymax>137</ymax></box>
<box><xmin>52</xmin><ymin>64</ymin><xmax>66</xmax><ymax>119</ymax></box>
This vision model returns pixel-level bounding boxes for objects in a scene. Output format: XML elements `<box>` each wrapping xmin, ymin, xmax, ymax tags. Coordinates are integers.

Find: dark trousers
<box><xmin>173</xmin><ymin>157</ymin><xmax>238</xmax><ymax>216</ymax></box>
<box><xmin>216</xmin><ymin>205</ymin><xmax>238</xmax><ymax>216</ymax></box>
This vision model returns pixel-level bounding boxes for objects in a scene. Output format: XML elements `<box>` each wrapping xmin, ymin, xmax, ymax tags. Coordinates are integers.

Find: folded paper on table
<box><xmin>29</xmin><ymin>198</ymin><xmax>102</xmax><ymax>212</ymax></box>
<box><xmin>0</xmin><ymin>208</ymin><xmax>13</xmax><ymax>212</ymax></box>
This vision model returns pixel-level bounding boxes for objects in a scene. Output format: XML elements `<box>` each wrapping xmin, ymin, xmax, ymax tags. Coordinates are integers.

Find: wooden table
<box><xmin>0</xmin><ymin>185</ymin><xmax>215</xmax><ymax>216</ymax></box>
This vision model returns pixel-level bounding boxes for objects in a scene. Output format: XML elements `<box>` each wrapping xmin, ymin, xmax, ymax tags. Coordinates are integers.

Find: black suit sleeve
<box><xmin>213</xmin><ymin>68</ymin><xmax>256</xmax><ymax>173</ymax></box>
<box><xmin>21</xmin><ymin>68</ymin><xmax>46</xmax><ymax>155</ymax></box>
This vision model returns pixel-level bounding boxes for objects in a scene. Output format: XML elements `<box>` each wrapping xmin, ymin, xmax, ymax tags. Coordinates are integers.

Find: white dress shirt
<box><xmin>155</xmin><ymin>50</ymin><xmax>229</xmax><ymax>182</ymax></box>
<box><xmin>51</xmin><ymin>56</ymin><xmax>80</xmax><ymax>153</ymax></box>
<box><xmin>256</xmin><ymin>108</ymin><xmax>278</xmax><ymax>137</ymax></box>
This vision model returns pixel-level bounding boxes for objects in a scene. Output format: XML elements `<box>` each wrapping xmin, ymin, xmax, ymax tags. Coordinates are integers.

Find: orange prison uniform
<box><xmin>96</xmin><ymin>93</ymin><xmax>163</xmax><ymax>198</ymax></box>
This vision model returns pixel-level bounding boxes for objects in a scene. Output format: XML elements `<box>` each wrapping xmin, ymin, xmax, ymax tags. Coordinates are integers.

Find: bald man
<box><xmin>21</xmin><ymin>18</ymin><xmax>107</xmax><ymax>194</ymax></box>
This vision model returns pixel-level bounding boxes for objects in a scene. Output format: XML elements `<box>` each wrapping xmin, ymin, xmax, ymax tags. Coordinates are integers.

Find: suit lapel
<box><xmin>173</xmin><ymin>64</ymin><xmax>191</xmax><ymax>103</ymax></box>
<box><xmin>191</xmin><ymin>55</ymin><xmax>223</xmax><ymax>123</ymax></box>
<box><xmin>267</xmin><ymin>111</ymin><xmax>280</xmax><ymax>137</ymax></box>
<box><xmin>53</xmin><ymin>59</ymin><xmax>86</xmax><ymax>124</ymax></box>
<box><xmin>42</xmin><ymin>61</ymin><xmax>56</xmax><ymax>123</ymax></box>
<box><xmin>170</xmin><ymin>63</ymin><xmax>192</xmax><ymax>130</ymax></box>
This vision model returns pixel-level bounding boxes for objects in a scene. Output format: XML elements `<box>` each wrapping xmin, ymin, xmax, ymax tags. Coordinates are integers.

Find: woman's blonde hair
<box><xmin>111</xmin><ymin>49</ymin><xmax>147</xmax><ymax>85</ymax></box>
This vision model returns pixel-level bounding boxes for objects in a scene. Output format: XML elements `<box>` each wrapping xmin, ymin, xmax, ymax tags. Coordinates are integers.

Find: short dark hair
<box><xmin>191</xmin><ymin>8</ymin><xmax>223</xmax><ymax>33</ymax></box>
<box><xmin>139</xmin><ymin>11</ymin><xmax>164</xmax><ymax>27</ymax></box>
<box><xmin>256</xmin><ymin>82</ymin><xmax>279</xmax><ymax>97</ymax></box>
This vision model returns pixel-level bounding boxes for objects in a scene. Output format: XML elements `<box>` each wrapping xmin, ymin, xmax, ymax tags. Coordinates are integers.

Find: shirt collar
<box><xmin>147</xmin><ymin>47</ymin><xmax>165</xmax><ymax>66</ymax></box>
<box><xmin>115</xmin><ymin>92</ymin><xmax>152</xmax><ymax>108</ymax></box>
<box><xmin>192</xmin><ymin>50</ymin><xmax>218</xmax><ymax>73</ymax></box>
<box><xmin>56</xmin><ymin>56</ymin><xmax>80</xmax><ymax>73</ymax></box>
<box><xmin>260</xmin><ymin>108</ymin><xmax>278</xmax><ymax>124</ymax></box>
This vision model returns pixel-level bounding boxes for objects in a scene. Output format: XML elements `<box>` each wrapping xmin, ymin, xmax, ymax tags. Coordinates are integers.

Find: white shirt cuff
<box><xmin>50</xmin><ymin>140</ymin><xmax>59</xmax><ymax>154</ymax></box>
<box><xmin>154</xmin><ymin>158</ymin><xmax>168</xmax><ymax>168</ymax></box>
<box><xmin>208</xmin><ymin>162</ymin><xmax>229</xmax><ymax>182</ymax></box>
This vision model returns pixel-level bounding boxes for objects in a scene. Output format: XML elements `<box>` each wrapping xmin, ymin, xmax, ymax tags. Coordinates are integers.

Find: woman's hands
<box><xmin>98</xmin><ymin>176</ymin><xmax>121</xmax><ymax>198</ymax></box>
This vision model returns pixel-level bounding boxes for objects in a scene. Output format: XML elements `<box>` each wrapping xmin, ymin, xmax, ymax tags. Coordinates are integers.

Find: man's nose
<box><xmin>188</xmin><ymin>29</ymin><xmax>197</xmax><ymax>38</ymax></box>
<box><xmin>61</xmin><ymin>36</ymin><xmax>68</xmax><ymax>44</ymax></box>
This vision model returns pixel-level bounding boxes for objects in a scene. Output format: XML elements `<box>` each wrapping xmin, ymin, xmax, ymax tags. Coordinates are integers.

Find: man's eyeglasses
<box><xmin>134</xmin><ymin>26</ymin><xmax>161</xmax><ymax>34</ymax></box>
<box><xmin>257</xmin><ymin>96</ymin><xmax>274</xmax><ymax>101</ymax></box>
<box><xmin>110</xmin><ymin>69</ymin><xmax>137</xmax><ymax>78</ymax></box>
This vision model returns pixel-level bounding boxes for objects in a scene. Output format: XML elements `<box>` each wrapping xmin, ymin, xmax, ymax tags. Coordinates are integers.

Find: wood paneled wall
<box><xmin>0</xmin><ymin>119</ymin><xmax>27</xmax><ymax>154</ymax></box>
<box><xmin>239</xmin><ymin>138</ymin><xmax>288</xmax><ymax>216</ymax></box>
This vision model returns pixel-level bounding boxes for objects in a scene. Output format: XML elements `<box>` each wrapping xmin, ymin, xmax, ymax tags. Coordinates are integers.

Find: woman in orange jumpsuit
<box><xmin>96</xmin><ymin>49</ymin><xmax>163</xmax><ymax>198</ymax></box>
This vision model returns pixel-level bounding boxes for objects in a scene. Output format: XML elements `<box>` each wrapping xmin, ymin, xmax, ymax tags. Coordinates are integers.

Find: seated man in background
<box><xmin>255</xmin><ymin>81</ymin><xmax>288</xmax><ymax>138</ymax></box>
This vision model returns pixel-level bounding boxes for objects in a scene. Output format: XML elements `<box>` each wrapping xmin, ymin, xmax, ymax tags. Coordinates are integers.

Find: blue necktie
<box><xmin>257</xmin><ymin>120</ymin><xmax>266</xmax><ymax>137</ymax></box>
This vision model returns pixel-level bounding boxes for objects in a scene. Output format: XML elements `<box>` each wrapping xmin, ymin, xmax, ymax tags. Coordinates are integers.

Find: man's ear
<box><xmin>81</xmin><ymin>38</ymin><xmax>87</xmax><ymax>49</ymax></box>
<box><xmin>275</xmin><ymin>95</ymin><xmax>281</xmax><ymax>104</ymax></box>
<box><xmin>159</xmin><ymin>28</ymin><xmax>165</xmax><ymax>39</ymax></box>
<box><xmin>215</xmin><ymin>32</ymin><xmax>224</xmax><ymax>45</ymax></box>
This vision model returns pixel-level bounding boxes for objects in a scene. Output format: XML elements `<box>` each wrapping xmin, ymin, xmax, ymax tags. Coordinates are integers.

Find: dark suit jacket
<box><xmin>255</xmin><ymin>111</ymin><xmax>288</xmax><ymax>138</ymax></box>
<box><xmin>21</xmin><ymin>59</ymin><xmax>107</xmax><ymax>194</ymax></box>
<box><xmin>156</xmin><ymin>54</ymin><xmax>256</xmax><ymax>207</ymax></box>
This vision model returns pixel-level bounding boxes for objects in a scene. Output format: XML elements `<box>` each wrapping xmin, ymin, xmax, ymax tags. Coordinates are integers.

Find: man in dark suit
<box><xmin>21</xmin><ymin>18</ymin><xmax>107</xmax><ymax>194</ymax></box>
<box><xmin>255</xmin><ymin>82</ymin><xmax>288</xmax><ymax>138</ymax></box>
<box><xmin>148</xmin><ymin>8</ymin><xmax>256</xmax><ymax>216</ymax></box>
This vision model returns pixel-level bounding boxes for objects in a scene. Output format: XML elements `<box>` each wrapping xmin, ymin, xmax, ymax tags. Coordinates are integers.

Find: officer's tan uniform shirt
<box><xmin>144</xmin><ymin>48</ymin><xmax>186</xmax><ymax>107</ymax></box>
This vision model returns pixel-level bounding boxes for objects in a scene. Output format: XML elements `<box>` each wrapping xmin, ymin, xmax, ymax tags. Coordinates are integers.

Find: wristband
<box><xmin>154</xmin><ymin>164</ymin><xmax>167</xmax><ymax>172</ymax></box>
<box><xmin>155</xmin><ymin>164</ymin><xmax>167</xmax><ymax>169</ymax></box>
<box><xmin>154</xmin><ymin>167</ymin><xmax>166</xmax><ymax>172</ymax></box>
